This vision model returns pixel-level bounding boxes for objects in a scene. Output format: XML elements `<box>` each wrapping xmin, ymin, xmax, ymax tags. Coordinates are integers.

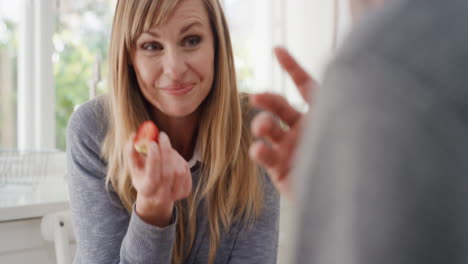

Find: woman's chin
<box><xmin>159</xmin><ymin>105</ymin><xmax>200</xmax><ymax>118</ymax></box>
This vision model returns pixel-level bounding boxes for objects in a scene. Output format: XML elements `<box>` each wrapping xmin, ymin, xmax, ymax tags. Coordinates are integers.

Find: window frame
<box><xmin>17</xmin><ymin>0</ymin><xmax>56</xmax><ymax>150</ymax></box>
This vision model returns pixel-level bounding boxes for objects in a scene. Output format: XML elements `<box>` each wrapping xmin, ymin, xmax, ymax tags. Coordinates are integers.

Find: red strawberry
<box><xmin>134</xmin><ymin>121</ymin><xmax>159</xmax><ymax>155</ymax></box>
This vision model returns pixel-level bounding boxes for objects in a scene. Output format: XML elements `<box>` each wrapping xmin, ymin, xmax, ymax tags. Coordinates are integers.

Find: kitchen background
<box><xmin>0</xmin><ymin>0</ymin><xmax>352</xmax><ymax>263</ymax></box>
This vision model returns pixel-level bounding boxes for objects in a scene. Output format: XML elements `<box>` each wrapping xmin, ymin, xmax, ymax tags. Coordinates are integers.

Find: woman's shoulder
<box><xmin>260</xmin><ymin>168</ymin><xmax>280</xmax><ymax>205</ymax></box>
<box><xmin>67</xmin><ymin>95</ymin><xmax>109</xmax><ymax>143</ymax></box>
<box><xmin>67</xmin><ymin>96</ymin><xmax>109</xmax><ymax>180</ymax></box>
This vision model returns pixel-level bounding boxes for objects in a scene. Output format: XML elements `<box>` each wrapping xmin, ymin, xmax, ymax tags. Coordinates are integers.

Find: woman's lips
<box><xmin>160</xmin><ymin>83</ymin><xmax>194</xmax><ymax>96</ymax></box>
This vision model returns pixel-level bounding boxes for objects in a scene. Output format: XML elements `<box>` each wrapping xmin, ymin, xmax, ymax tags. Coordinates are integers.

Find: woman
<box><xmin>67</xmin><ymin>0</ymin><xmax>279</xmax><ymax>263</ymax></box>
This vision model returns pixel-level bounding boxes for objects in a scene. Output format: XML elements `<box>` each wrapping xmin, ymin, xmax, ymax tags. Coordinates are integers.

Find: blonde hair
<box><xmin>102</xmin><ymin>0</ymin><xmax>264</xmax><ymax>263</ymax></box>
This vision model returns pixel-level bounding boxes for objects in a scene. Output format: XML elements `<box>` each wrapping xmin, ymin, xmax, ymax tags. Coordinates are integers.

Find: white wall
<box><xmin>276</xmin><ymin>4</ymin><xmax>336</xmax><ymax>263</ymax></box>
<box><xmin>283</xmin><ymin>0</ymin><xmax>336</xmax><ymax>109</ymax></box>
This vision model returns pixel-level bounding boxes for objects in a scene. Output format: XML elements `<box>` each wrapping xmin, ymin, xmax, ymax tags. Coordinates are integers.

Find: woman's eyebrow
<box><xmin>141</xmin><ymin>21</ymin><xmax>203</xmax><ymax>38</ymax></box>
<box><xmin>180</xmin><ymin>21</ymin><xmax>203</xmax><ymax>34</ymax></box>
<box><xmin>142</xmin><ymin>31</ymin><xmax>160</xmax><ymax>38</ymax></box>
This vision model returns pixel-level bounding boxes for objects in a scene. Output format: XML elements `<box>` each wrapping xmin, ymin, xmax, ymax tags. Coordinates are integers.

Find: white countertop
<box><xmin>0</xmin><ymin>180</ymin><xmax>69</xmax><ymax>222</ymax></box>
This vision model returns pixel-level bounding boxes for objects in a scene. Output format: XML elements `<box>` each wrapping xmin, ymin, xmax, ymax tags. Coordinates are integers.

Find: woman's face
<box><xmin>132</xmin><ymin>0</ymin><xmax>215</xmax><ymax>118</ymax></box>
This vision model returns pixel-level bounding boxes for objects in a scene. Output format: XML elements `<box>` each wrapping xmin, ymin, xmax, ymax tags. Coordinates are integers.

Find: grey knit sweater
<box><xmin>66</xmin><ymin>97</ymin><xmax>279</xmax><ymax>264</ymax></box>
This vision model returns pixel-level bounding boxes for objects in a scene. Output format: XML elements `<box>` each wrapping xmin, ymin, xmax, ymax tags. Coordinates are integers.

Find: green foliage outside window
<box><xmin>1</xmin><ymin>0</ymin><xmax>255</xmax><ymax>150</ymax></box>
<box><xmin>0</xmin><ymin>18</ymin><xmax>18</xmax><ymax>148</ymax></box>
<box><xmin>54</xmin><ymin>1</ymin><xmax>112</xmax><ymax>150</ymax></box>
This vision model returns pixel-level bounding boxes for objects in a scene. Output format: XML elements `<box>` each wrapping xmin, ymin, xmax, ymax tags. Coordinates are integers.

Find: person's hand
<box><xmin>249</xmin><ymin>47</ymin><xmax>316</xmax><ymax>200</ymax></box>
<box><xmin>125</xmin><ymin>131</ymin><xmax>192</xmax><ymax>227</ymax></box>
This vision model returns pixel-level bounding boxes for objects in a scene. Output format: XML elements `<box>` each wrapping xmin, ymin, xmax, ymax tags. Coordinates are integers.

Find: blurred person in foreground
<box><xmin>251</xmin><ymin>0</ymin><xmax>468</xmax><ymax>263</ymax></box>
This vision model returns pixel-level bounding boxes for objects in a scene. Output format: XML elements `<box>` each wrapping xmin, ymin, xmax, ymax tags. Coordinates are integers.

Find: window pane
<box><xmin>54</xmin><ymin>0</ymin><xmax>116</xmax><ymax>150</ymax></box>
<box><xmin>225</xmin><ymin>0</ymin><xmax>341</xmax><ymax>111</ymax></box>
<box><xmin>0</xmin><ymin>1</ymin><xmax>20</xmax><ymax>148</ymax></box>
<box><xmin>224</xmin><ymin>0</ymin><xmax>275</xmax><ymax>94</ymax></box>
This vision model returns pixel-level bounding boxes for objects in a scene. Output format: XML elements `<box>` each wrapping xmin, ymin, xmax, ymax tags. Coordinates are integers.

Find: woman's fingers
<box><xmin>170</xmin><ymin>151</ymin><xmax>182</xmax><ymax>199</ymax></box>
<box><xmin>158</xmin><ymin>132</ymin><xmax>173</xmax><ymax>186</ymax></box>
<box><xmin>159</xmin><ymin>132</ymin><xmax>192</xmax><ymax>200</ymax></box>
<box><xmin>130</xmin><ymin>130</ymin><xmax>192</xmax><ymax>202</ymax></box>
<box><xmin>182</xmin><ymin>170</ymin><xmax>192</xmax><ymax>198</ymax></box>
<box><xmin>274</xmin><ymin>46</ymin><xmax>316</xmax><ymax>102</ymax></box>
<box><xmin>145</xmin><ymin>141</ymin><xmax>161</xmax><ymax>186</ymax></box>
<box><xmin>171</xmin><ymin>153</ymin><xmax>191</xmax><ymax>200</ymax></box>
<box><xmin>126</xmin><ymin>133</ymin><xmax>144</xmax><ymax>173</ymax></box>
<box><xmin>250</xmin><ymin>93</ymin><xmax>302</xmax><ymax>126</ymax></box>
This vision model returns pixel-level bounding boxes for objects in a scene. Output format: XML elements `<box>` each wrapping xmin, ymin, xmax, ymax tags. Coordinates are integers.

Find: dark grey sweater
<box><xmin>66</xmin><ymin>98</ymin><xmax>279</xmax><ymax>264</ymax></box>
<box><xmin>293</xmin><ymin>0</ymin><xmax>468</xmax><ymax>263</ymax></box>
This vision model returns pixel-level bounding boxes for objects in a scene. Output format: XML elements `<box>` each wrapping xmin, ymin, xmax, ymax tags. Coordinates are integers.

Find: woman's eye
<box><xmin>142</xmin><ymin>42</ymin><xmax>162</xmax><ymax>51</ymax></box>
<box><xmin>184</xmin><ymin>36</ymin><xmax>202</xmax><ymax>47</ymax></box>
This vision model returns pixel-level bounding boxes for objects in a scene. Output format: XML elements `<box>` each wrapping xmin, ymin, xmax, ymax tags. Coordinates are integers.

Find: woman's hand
<box><xmin>249</xmin><ymin>47</ymin><xmax>316</xmax><ymax>200</ymax></box>
<box><xmin>125</xmin><ymin>132</ymin><xmax>192</xmax><ymax>227</ymax></box>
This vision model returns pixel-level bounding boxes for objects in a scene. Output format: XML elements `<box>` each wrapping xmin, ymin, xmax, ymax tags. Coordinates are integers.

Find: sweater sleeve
<box><xmin>67</xmin><ymin>99</ymin><xmax>177</xmax><ymax>264</ymax></box>
<box><xmin>226</xmin><ymin>172</ymin><xmax>280</xmax><ymax>264</ymax></box>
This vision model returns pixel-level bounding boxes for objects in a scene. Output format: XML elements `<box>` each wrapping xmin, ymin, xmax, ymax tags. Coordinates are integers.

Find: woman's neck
<box><xmin>152</xmin><ymin>108</ymin><xmax>200</xmax><ymax>161</ymax></box>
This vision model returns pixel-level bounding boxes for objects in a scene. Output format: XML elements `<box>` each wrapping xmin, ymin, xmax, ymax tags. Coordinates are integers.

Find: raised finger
<box><xmin>274</xmin><ymin>46</ymin><xmax>316</xmax><ymax>102</ymax></box>
<box><xmin>250</xmin><ymin>93</ymin><xmax>301</xmax><ymax>126</ymax></box>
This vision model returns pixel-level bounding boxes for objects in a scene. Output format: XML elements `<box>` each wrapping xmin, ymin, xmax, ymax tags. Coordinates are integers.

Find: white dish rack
<box><xmin>0</xmin><ymin>148</ymin><xmax>64</xmax><ymax>185</ymax></box>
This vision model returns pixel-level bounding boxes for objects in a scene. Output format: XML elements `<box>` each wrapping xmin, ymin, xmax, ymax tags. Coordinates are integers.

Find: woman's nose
<box><xmin>162</xmin><ymin>48</ymin><xmax>188</xmax><ymax>80</ymax></box>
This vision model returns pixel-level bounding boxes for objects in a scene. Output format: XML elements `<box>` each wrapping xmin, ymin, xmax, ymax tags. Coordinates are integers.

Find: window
<box><xmin>0</xmin><ymin>0</ymin><xmax>20</xmax><ymax>148</ymax></box>
<box><xmin>1</xmin><ymin>0</ymin><xmax>352</xmax><ymax>151</ymax></box>
<box><xmin>54</xmin><ymin>0</ymin><xmax>116</xmax><ymax>150</ymax></box>
<box><xmin>224</xmin><ymin>0</ymin><xmax>279</xmax><ymax>94</ymax></box>
<box><xmin>0</xmin><ymin>0</ymin><xmax>115</xmax><ymax>151</ymax></box>
<box><xmin>224</xmin><ymin>0</ymin><xmax>341</xmax><ymax>111</ymax></box>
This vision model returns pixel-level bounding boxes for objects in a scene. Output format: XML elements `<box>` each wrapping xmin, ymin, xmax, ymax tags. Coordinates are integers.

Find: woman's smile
<box><xmin>159</xmin><ymin>83</ymin><xmax>195</xmax><ymax>96</ymax></box>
